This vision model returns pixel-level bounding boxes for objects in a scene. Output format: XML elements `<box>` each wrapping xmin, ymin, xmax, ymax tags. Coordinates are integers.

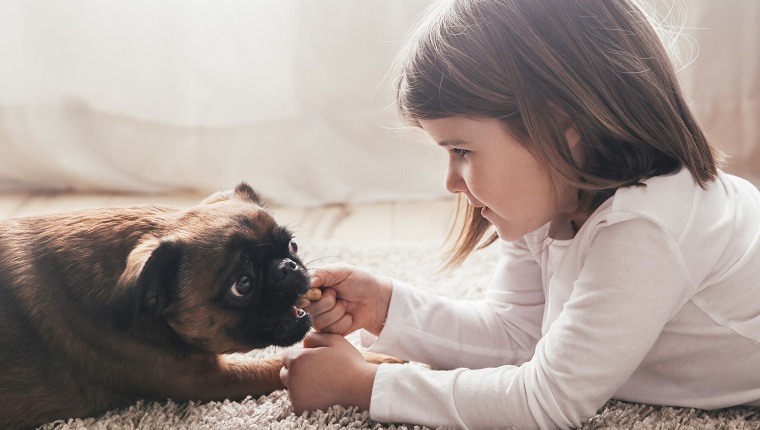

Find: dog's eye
<box><xmin>288</xmin><ymin>239</ymin><xmax>298</xmax><ymax>254</ymax></box>
<box><xmin>230</xmin><ymin>275</ymin><xmax>253</xmax><ymax>298</ymax></box>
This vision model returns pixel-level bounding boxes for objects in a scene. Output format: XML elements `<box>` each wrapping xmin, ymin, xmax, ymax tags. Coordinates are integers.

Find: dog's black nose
<box><xmin>272</xmin><ymin>258</ymin><xmax>299</xmax><ymax>282</ymax></box>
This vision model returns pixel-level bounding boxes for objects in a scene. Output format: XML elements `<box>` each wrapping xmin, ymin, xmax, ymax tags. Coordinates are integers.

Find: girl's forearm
<box><xmin>352</xmin><ymin>362</ymin><xmax>380</xmax><ymax>410</ymax></box>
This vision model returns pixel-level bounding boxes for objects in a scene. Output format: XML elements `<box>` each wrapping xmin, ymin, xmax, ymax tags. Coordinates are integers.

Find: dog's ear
<box><xmin>233</xmin><ymin>182</ymin><xmax>264</xmax><ymax>205</ymax></box>
<box><xmin>110</xmin><ymin>236</ymin><xmax>181</xmax><ymax>331</ymax></box>
<box><xmin>200</xmin><ymin>182</ymin><xmax>264</xmax><ymax>206</ymax></box>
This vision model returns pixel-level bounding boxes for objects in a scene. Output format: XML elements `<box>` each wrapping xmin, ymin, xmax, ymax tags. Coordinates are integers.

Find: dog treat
<box><xmin>295</xmin><ymin>288</ymin><xmax>322</xmax><ymax>309</ymax></box>
<box><xmin>304</xmin><ymin>287</ymin><xmax>322</xmax><ymax>301</ymax></box>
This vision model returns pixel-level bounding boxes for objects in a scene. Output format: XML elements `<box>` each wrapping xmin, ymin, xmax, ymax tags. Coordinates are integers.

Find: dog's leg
<box><xmin>223</xmin><ymin>356</ymin><xmax>286</xmax><ymax>395</ymax></box>
<box><xmin>198</xmin><ymin>353</ymin><xmax>400</xmax><ymax>401</ymax></box>
<box><xmin>190</xmin><ymin>356</ymin><xmax>285</xmax><ymax>400</ymax></box>
<box><xmin>361</xmin><ymin>351</ymin><xmax>406</xmax><ymax>365</ymax></box>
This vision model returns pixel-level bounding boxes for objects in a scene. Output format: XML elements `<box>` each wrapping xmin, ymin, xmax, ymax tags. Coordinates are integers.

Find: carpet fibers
<box><xmin>39</xmin><ymin>240</ymin><xmax>760</xmax><ymax>429</ymax></box>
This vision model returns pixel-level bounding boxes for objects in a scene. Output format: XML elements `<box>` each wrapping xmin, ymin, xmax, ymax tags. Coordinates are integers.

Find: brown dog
<box><xmin>0</xmin><ymin>183</ymin><xmax>317</xmax><ymax>429</ymax></box>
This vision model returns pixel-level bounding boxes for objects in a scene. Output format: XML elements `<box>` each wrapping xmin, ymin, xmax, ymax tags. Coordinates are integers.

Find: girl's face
<box><xmin>421</xmin><ymin>116</ymin><xmax>575</xmax><ymax>241</ymax></box>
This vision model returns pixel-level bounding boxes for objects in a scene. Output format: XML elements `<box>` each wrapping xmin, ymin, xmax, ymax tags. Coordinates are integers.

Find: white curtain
<box><xmin>641</xmin><ymin>0</ymin><xmax>760</xmax><ymax>185</ymax></box>
<box><xmin>0</xmin><ymin>0</ymin><xmax>757</xmax><ymax>205</ymax></box>
<box><xmin>680</xmin><ymin>0</ymin><xmax>760</xmax><ymax>185</ymax></box>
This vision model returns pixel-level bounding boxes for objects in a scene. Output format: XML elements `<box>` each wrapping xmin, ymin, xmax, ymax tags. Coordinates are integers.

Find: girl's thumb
<box><xmin>302</xmin><ymin>331</ymin><xmax>340</xmax><ymax>349</ymax></box>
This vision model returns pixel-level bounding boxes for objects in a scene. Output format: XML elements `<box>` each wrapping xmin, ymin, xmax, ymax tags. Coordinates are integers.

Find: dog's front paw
<box><xmin>361</xmin><ymin>351</ymin><xmax>406</xmax><ymax>365</ymax></box>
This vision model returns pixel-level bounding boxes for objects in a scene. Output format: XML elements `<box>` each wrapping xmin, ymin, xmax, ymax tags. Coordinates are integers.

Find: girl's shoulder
<box><xmin>594</xmin><ymin>168</ymin><xmax>759</xmax><ymax>242</ymax></box>
<box><xmin>519</xmin><ymin>168</ymin><xmax>759</xmax><ymax>258</ymax></box>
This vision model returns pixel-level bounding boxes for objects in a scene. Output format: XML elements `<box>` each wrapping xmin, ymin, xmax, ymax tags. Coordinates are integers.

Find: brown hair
<box><xmin>393</xmin><ymin>0</ymin><xmax>723</xmax><ymax>269</ymax></box>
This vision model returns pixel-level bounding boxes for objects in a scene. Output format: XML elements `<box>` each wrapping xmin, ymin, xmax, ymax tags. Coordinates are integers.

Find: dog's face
<box><xmin>113</xmin><ymin>183</ymin><xmax>312</xmax><ymax>353</ymax></box>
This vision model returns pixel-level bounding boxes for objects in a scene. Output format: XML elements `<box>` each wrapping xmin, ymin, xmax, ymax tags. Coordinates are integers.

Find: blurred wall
<box><xmin>0</xmin><ymin>0</ymin><xmax>757</xmax><ymax>206</ymax></box>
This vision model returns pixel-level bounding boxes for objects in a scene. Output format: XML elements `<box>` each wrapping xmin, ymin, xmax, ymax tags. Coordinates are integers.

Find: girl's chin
<box><xmin>480</xmin><ymin>208</ymin><xmax>521</xmax><ymax>240</ymax></box>
<box><xmin>495</xmin><ymin>228</ymin><xmax>522</xmax><ymax>242</ymax></box>
<box><xmin>489</xmin><ymin>217</ymin><xmax>522</xmax><ymax>242</ymax></box>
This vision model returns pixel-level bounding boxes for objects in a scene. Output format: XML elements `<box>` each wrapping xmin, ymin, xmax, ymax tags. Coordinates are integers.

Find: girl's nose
<box><xmin>445</xmin><ymin>163</ymin><xmax>466</xmax><ymax>194</ymax></box>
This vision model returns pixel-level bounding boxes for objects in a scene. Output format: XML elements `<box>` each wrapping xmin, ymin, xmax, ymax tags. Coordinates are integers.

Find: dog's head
<box><xmin>111</xmin><ymin>183</ymin><xmax>312</xmax><ymax>353</ymax></box>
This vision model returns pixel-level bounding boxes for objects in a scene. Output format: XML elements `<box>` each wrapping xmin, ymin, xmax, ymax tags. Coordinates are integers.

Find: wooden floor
<box><xmin>0</xmin><ymin>192</ymin><xmax>457</xmax><ymax>243</ymax></box>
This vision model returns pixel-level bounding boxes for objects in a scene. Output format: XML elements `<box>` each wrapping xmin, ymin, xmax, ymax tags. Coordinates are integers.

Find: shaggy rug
<box><xmin>39</xmin><ymin>240</ymin><xmax>760</xmax><ymax>430</ymax></box>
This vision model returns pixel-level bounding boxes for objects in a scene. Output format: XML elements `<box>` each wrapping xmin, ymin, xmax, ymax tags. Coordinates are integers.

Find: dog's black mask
<box><xmin>221</xmin><ymin>247</ymin><xmax>313</xmax><ymax>349</ymax></box>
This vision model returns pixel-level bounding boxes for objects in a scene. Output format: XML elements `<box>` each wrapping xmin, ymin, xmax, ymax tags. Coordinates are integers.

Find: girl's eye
<box><xmin>450</xmin><ymin>148</ymin><xmax>470</xmax><ymax>157</ymax></box>
<box><xmin>230</xmin><ymin>275</ymin><xmax>253</xmax><ymax>298</ymax></box>
<box><xmin>288</xmin><ymin>239</ymin><xmax>298</xmax><ymax>254</ymax></box>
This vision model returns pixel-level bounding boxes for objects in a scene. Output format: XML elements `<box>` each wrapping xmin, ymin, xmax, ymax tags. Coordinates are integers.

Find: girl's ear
<box><xmin>565</xmin><ymin>123</ymin><xmax>581</xmax><ymax>149</ymax></box>
<box><xmin>565</xmin><ymin>123</ymin><xmax>584</xmax><ymax>164</ymax></box>
<box><xmin>548</xmin><ymin>102</ymin><xmax>582</xmax><ymax>151</ymax></box>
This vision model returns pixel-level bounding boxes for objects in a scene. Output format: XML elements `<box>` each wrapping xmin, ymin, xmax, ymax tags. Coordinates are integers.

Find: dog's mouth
<box><xmin>235</xmin><ymin>283</ymin><xmax>313</xmax><ymax>349</ymax></box>
<box><xmin>274</xmin><ymin>298</ymin><xmax>312</xmax><ymax>327</ymax></box>
<box><xmin>280</xmin><ymin>280</ymin><xmax>312</xmax><ymax>322</ymax></box>
<box><xmin>276</xmin><ymin>306</ymin><xmax>310</xmax><ymax>328</ymax></box>
<box><xmin>294</xmin><ymin>307</ymin><xmax>308</xmax><ymax>319</ymax></box>
<box><xmin>291</xmin><ymin>287</ymin><xmax>320</xmax><ymax>320</ymax></box>
<box><xmin>249</xmin><ymin>302</ymin><xmax>312</xmax><ymax>348</ymax></box>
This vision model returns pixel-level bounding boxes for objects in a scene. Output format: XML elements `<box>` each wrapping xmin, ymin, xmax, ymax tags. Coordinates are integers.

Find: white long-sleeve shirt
<box><xmin>362</xmin><ymin>168</ymin><xmax>760</xmax><ymax>429</ymax></box>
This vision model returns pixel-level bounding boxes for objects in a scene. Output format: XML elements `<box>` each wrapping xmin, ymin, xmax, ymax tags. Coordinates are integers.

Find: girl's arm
<box><xmin>370</xmin><ymin>217</ymin><xmax>693</xmax><ymax>429</ymax></box>
<box><xmin>362</xmin><ymin>237</ymin><xmax>546</xmax><ymax>370</ymax></box>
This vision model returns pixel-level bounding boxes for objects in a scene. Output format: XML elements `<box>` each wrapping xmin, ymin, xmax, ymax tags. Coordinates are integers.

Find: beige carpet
<box><xmin>40</xmin><ymin>240</ymin><xmax>760</xmax><ymax>429</ymax></box>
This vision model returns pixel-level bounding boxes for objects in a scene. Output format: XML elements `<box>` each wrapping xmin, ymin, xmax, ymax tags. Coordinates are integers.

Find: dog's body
<box><xmin>0</xmin><ymin>184</ymin><xmax>314</xmax><ymax>429</ymax></box>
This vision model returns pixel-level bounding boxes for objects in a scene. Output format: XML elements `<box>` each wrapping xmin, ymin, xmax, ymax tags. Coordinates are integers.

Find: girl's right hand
<box><xmin>304</xmin><ymin>263</ymin><xmax>392</xmax><ymax>337</ymax></box>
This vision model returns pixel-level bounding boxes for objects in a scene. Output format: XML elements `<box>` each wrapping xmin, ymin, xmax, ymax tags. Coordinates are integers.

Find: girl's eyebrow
<box><xmin>437</xmin><ymin>139</ymin><xmax>470</xmax><ymax>147</ymax></box>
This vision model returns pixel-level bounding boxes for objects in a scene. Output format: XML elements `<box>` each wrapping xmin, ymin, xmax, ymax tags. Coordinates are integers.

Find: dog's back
<box><xmin>0</xmin><ymin>206</ymin><xmax>177</xmax><ymax>429</ymax></box>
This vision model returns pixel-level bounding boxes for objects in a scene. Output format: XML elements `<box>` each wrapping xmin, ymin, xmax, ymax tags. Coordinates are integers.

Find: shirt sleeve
<box><xmin>362</xmin><ymin>237</ymin><xmax>545</xmax><ymax>369</ymax></box>
<box><xmin>369</xmin><ymin>217</ymin><xmax>696</xmax><ymax>429</ymax></box>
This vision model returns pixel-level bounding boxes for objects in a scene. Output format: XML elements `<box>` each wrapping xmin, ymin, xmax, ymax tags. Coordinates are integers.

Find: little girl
<box><xmin>279</xmin><ymin>0</ymin><xmax>760</xmax><ymax>428</ymax></box>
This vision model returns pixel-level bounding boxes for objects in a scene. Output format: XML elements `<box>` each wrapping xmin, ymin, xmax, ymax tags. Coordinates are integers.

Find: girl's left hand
<box><xmin>280</xmin><ymin>332</ymin><xmax>379</xmax><ymax>414</ymax></box>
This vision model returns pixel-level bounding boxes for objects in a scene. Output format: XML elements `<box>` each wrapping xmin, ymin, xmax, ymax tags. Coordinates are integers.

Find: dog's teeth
<box><xmin>292</xmin><ymin>306</ymin><xmax>303</xmax><ymax>318</ymax></box>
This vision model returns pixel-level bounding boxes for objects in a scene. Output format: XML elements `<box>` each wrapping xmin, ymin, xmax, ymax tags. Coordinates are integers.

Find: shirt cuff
<box><xmin>358</xmin><ymin>277</ymin><xmax>416</xmax><ymax>356</ymax></box>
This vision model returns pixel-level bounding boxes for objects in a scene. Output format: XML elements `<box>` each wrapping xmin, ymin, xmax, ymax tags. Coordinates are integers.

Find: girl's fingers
<box><xmin>310</xmin><ymin>273</ymin><xmax>325</xmax><ymax>288</ymax></box>
<box><xmin>279</xmin><ymin>348</ymin><xmax>298</xmax><ymax>387</ymax></box>
<box><xmin>311</xmin><ymin>298</ymin><xmax>349</xmax><ymax>331</ymax></box>
<box><xmin>279</xmin><ymin>366</ymin><xmax>289</xmax><ymax>387</ymax></box>
<box><xmin>301</xmin><ymin>331</ymin><xmax>332</xmax><ymax>348</ymax></box>
<box><xmin>309</xmin><ymin>265</ymin><xmax>353</xmax><ymax>289</ymax></box>
<box><xmin>320</xmin><ymin>313</ymin><xmax>354</xmax><ymax>336</ymax></box>
<box><xmin>304</xmin><ymin>287</ymin><xmax>337</xmax><ymax>316</ymax></box>
<box><xmin>302</xmin><ymin>331</ymin><xmax>351</xmax><ymax>349</ymax></box>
